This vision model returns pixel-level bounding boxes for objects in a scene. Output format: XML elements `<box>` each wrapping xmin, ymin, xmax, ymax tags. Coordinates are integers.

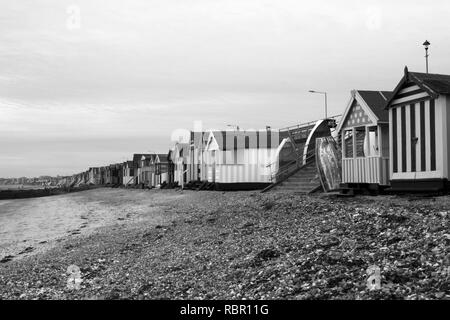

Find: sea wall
<box><xmin>0</xmin><ymin>185</ymin><xmax>100</xmax><ymax>200</ymax></box>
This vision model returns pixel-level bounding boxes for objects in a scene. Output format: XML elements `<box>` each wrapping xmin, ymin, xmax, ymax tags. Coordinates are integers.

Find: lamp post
<box><xmin>423</xmin><ymin>40</ymin><xmax>430</xmax><ymax>74</ymax></box>
<box><xmin>309</xmin><ymin>90</ymin><xmax>328</xmax><ymax>119</ymax></box>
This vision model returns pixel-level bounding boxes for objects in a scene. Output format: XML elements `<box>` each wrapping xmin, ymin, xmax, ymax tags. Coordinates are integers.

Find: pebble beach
<box><xmin>0</xmin><ymin>188</ymin><xmax>449</xmax><ymax>300</ymax></box>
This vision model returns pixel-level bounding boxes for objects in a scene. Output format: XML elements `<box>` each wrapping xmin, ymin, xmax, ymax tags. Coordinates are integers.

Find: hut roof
<box><xmin>409</xmin><ymin>71</ymin><xmax>450</xmax><ymax>95</ymax></box>
<box><xmin>156</xmin><ymin>154</ymin><xmax>168</xmax><ymax>163</ymax></box>
<box><xmin>133</xmin><ymin>153</ymin><xmax>151</xmax><ymax>167</ymax></box>
<box><xmin>386</xmin><ymin>67</ymin><xmax>450</xmax><ymax>109</ymax></box>
<box><xmin>357</xmin><ymin>90</ymin><xmax>393</xmax><ymax>122</ymax></box>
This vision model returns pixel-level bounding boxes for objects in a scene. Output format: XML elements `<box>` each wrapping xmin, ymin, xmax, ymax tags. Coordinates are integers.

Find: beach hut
<box><xmin>155</xmin><ymin>154</ymin><xmax>170</xmax><ymax>185</ymax></box>
<box><xmin>203</xmin><ymin>129</ymin><xmax>280</xmax><ymax>190</ymax></box>
<box><xmin>386</xmin><ymin>67</ymin><xmax>450</xmax><ymax>191</ymax></box>
<box><xmin>132</xmin><ymin>154</ymin><xmax>150</xmax><ymax>186</ymax></box>
<box><xmin>173</xmin><ymin>142</ymin><xmax>190</xmax><ymax>187</ymax></box>
<box><xmin>167</xmin><ymin>149</ymin><xmax>175</xmax><ymax>186</ymax></box>
<box><xmin>122</xmin><ymin>161</ymin><xmax>134</xmax><ymax>186</ymax></box>
<box><xmin>140</xmin><ymin>154</ymin><xmax>156</xmax><ymax>187</ymax></box>
<box><xmin>117</xmin><ymin>163</ymin><xmax>124</xmax><ymax>185</ymax></box>
<box><xmin>336</xmin><ymin>90</ymin><xmax>393</xmax><ymax>189</ymax></box>
<box><xmin>188</xmin><ymin>131</ymin><xmax>209</xmax><ymax>182</ymax></box>
<box><xmin>110</xmin><ymin>164</ymin><xmax>121</xmax><ymax>186</ymax></box>
<box><xmin>100</xmin><ymin>167</ymin><xmax>107</xmax><ymax>185</ymax></box>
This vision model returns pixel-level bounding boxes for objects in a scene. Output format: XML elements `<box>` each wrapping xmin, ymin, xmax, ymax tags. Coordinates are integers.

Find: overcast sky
<box><xmin>1</xmin><ymin>0</ymin><xmax>450</xmax><ymax>177</ymax></box>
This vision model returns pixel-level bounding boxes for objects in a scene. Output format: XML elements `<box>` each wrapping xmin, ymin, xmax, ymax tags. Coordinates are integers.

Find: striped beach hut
<box><xmin>337</xmin><ymin>90</ymin><xmax>393</xmax><ymax>189</ymax></box>
<box><xmin>386</xmin><ymin>67</ymin><xmax>450</xmax><ymax>191</ymax></box>
<box><xmin>204</xmin><ymin>129</ymin><xmax>280</xmax><ymax>190</ymax></box>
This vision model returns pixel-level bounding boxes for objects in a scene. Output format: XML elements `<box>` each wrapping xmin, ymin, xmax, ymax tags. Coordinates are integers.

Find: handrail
<box><xmin>269</xmin><ymin>148</ymin><xmax>316</xmax><ymax>182</ymax></box>
<box><xmin>266</xmin><ymin>142</ymin><xmax>316</xmax><ymax>169</ymax></box>
<box><xmin>273</xmin><ymin>153</ymin><xmax>315</xmax><ymax>179</ymax></box>
<box><xmin>279</xmin><ymin>114</ymin><xmax>341</xmax><ymax>132</ymax></box>
<box><xmin>261</xmin><ymin>154</ymin><xmax>317</xmax><ymax>193</ymax></box>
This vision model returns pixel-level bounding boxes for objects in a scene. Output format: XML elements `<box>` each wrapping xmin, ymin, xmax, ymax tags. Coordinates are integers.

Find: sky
<box><xmin>1</xmin><ymin>0</ymin><xmax>450</xmax><ymax>177</ymax></box>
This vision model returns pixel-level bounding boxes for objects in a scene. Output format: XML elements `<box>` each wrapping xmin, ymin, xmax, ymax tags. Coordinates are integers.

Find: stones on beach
<box><xmin>254</xmin><ymin>249</ymin><xmax>281</xmax><ymax>262</ymax></box>
<box><xmin>18</xmin><ymin>247</ymin><xmax>34</xmax><ymax>255</ymax></box>
<box><xmin>1</xmin><ymin>191</ymin><xmax>450</xmax><ymax>300</ymax></box>
<box><xmin>0</xmin><ymin>255</ymin><xmax>14</xmax><ymax>263</ymax></box>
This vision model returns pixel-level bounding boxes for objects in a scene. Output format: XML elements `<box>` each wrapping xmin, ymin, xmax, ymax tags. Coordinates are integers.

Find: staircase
<box><xmin>262</xmin><ymin>116</ymin><xmax>342</xmax><ymax>194</ymax></box>
<box><xmin>262</xmin><ymin>147</ymin><xmax>321</xmax><ymax>193</ymax></box>
<box><xmin>268</xmin><ymin>160</ymin><xmax>321</xmax><ymax>193</ymax></box>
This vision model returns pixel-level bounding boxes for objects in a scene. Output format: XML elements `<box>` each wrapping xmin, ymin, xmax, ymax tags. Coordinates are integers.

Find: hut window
<box><xmin>355</xmin><ymin>128</ymin><xmax>366</xmax><ymax>157</ymax></box>
<box><xmin>344</xmin><ymin>130</ymin><xmax>354</xmax><ymax>158</ymax></box>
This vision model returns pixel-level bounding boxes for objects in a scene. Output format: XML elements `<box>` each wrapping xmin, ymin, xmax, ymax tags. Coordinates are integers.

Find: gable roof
<box><xmin>337</xmin><ymin>89</ymin><xmax>392</xmax><ymax>133</ymax></box>
<box><xmin>124</xmin><ymin>161</ymin><xmax>133</xmax><ymax>168</ymax></box>
<box><xmin>155</xmin><ymin>154</ymin><xmax>168</xmax><ymax>163</ymax></box>
<box><xmin>133</xmin><ymin>153</ymin><xmax>151</xmax><ymax>167</ymax></box>
<box><xmin>190</xmin><ymin>131</ymin><xmax>225</xmax><ymax>150</ymax></box>
<box><xmin>386</xmin><ymin>67</ymin><xmax>450</xmax><ymax>109</ymax></box>
<box><xmin>410</xmin><ymin>71</ymin><xmax>450</xmax><ymax>95</ymax></box>
<box><xmin>141</xmin><ymin>154</ymin><xmax>155</xmax><ymax>161</ymax></box>
<box><xmin>358</xmin><ymin>90</ymin><xmax>393</xmax><ymax>121</ymax></box>
<box><xmin>174</xmin><ymin>142</ymin><xmax>189</xmax><ymax>156</ymax></box>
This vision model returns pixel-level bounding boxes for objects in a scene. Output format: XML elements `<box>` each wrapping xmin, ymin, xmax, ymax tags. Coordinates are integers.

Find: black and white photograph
<box><xmin>0</xmin><ymin>0</ymin><xmax>449</xmax><ymax>309</ymax></box>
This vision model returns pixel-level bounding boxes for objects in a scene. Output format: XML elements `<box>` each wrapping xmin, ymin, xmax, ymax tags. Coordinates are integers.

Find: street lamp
<box><xmin>309</xmin><ymin>90</ymin><xmax>328</xmax><ymax>119</ymax></box>
<box><xmin>423</xmin><ymin>40</ymin><xmax>430</xmax><ymax>74</ymax></box>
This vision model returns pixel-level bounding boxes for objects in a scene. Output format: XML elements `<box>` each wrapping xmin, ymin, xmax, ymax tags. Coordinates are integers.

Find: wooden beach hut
<box><xmin>117</xmin><ymin>163</ymin><xmax>124</xmax><ymax>185</ymax></box>
<box><xmin>140</xmin><ymin>154</ymin><xmax>156</xmax><ymax>188</ymax></box>
<box><xmin>122</xmin><ymin>161</ymin><xmax>134</xmax><ymax>186</ymax></box>
<box><xmin>100</xmin><ymin>167</ymin><xmax>107</xmax><ymax>185</ymax></box>
<box><xmin>386</xmin><ymin>67</ymin><xmax>450</xmax><ymax>191</ymax></box>
<box><xmin>110</xmin><ymin>164</ymin><xmax>121</xmax><ymax>186</ymax></box>
<box><xmin>130</xmin><ymin>154</ymin><xmax>150</xmax><ymax>186</ymax></box>
<box><xmin>337</xmin><ymin>90</ymin><xmax>393</xmax><ymax>190</ymax></box>
<box><xmin>167</xmin><ymin>149</ymin><xmax>175</xmax><ymax>186</ymax></box>
<box><xmin>173</xmin><ymin>142</ymin><xmax>190</xmax><ymax>187</ymax></box>
<box><xmin>188</xmin><ymin>131</ymin><xmax>210</xmax><ymax>183</ymax></box>
<box><xmin>155</xmin><ymin>154</ymin><xmax>170</xmax><ymax>186</ymax></box>
<box><xmin>203</xmin><ymin>129</ymin><xmax>280</xmax><ymax>190</ymax></box>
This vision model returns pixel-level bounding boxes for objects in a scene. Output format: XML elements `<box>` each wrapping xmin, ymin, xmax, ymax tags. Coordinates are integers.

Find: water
<box><xmin>0</xmin><ymin>188</ymin><xmax>183</xmax><ymax>260</ymax></box>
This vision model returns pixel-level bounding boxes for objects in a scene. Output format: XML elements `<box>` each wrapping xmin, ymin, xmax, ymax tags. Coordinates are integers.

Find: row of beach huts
<box><xmin>60</xmin><ymin>67</ymin><xmax>450</xmax><ymax>194</ymax></box>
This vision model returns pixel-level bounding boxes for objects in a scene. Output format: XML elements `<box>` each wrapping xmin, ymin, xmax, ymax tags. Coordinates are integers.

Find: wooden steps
<box><xmin>269</xmin><ymin>161</ymin><xmax>321</xmax><ymax>193</ymax></box>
